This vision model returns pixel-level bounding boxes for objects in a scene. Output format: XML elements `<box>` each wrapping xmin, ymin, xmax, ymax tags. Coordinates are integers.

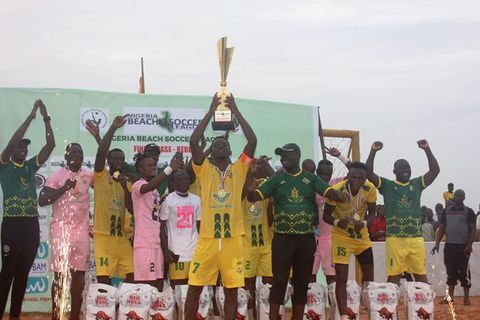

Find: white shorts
<box><xmin>133</xmin><ymin>247</ymin><xmax>164</xmax><ymax>281</ymax></box>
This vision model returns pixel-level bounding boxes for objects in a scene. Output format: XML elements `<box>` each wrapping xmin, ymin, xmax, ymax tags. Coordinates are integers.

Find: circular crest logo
<box><xmin>81</xmin><ymin>108</ymin><xmax>108</xmax><ymax>130</ymax></box>
<box><xmin>35</xmin><ymin>174</ymin><xmax>46</xmax><ymax>189</ymax></box>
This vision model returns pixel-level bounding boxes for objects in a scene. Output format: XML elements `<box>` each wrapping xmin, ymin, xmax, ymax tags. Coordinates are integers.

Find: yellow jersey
<box><xmin>192</xmin><ymin>155</ymin><xmax>251</xmax><ymax>238</ymax></box>
<box><xmin>243</xmin><ymin>197</ymin><xmax>272</xmax><ymax>248</ymax></box>
<box><xmin>327</xmin><ymin>179</ymin><xmax>377</xmax><ymax>240</ymax></box>
<box><xmin>443</xmin><ymin>191</ymin><xmax>453</xmax><ymax>205</ymax></box>
<box><xmin>93</xmin><ymin>169</ymin><xmax>132</xmax><ymax>238</ymax></box>
<box><xmin>190</xmin><ymin>179</ymin><xmax>201</xmax><ymax>197</ymax></box>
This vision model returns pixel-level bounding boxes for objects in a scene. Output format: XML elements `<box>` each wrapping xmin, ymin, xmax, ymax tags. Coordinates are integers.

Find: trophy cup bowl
<box><xmin>212</xmin><ymin>37</ymin><xmax>236</xmax><ymax>131</ymax></box>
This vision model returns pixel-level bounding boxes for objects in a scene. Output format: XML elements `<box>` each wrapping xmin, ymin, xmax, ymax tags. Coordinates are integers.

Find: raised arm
<box><xmin>85</xmin><ymin>119</ymin><xmax>102</xmax><ymax>145</ymax></box>
<box><xmin>325</xmin><ymin>147</ymin><xmax>351</xmax><ymax>169</ymax></box>
<box><xmin>366</xmin><ymin>141</ymin><xmax>383</xmax><ymax>187</ymax></box>
<box><xmin>1</xmin><ymin>101</ymin><xmax>38</xmax><ymax>163</ymax></box>
<box><xmin>190</xmin><ymin>95</ymin><xmax>219</xmax><ymax>165</ymax></box>
<box><xmin>417</xmin><ymin>140</ymin><xmax>440</xmax><ymax>187</ymax></box>
<box><xmin>37</xmin><ymin>100</ymin><xmax>56</xmax><ymax>165</ymax></box>
<box><xmin>94</xmin><ymin>115</ymin><xmax>126</xmax><ymax>172</ymax></box>
<box><xmin>225</xmin><ymin>95</ymin><xmax>257</xmax><ymax>158</ymax></box>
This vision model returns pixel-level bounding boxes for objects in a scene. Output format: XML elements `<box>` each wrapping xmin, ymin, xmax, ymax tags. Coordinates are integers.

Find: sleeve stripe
<box><xmin>421</xmin><ymin>175</ymin><xmax>427</xmax><ymax>188</ymax></box>
<box><xmin>35</xmin><ymin>155</ymin><xmax>41</xmax><ymax>167</ymax></box>
<box><xmin>240</xmin><ymin>152</ymin><xmax>253</xmax><ymax>165</ymax></box>
<box><xmin>255</xmin><ymin>189</ymin><xmax>265</xmax><ymax>200</ymax></box>
<box><xmin>375</xmin><ymin>178</ymin><xmax>382</xmax><ymax>189</ymax></box>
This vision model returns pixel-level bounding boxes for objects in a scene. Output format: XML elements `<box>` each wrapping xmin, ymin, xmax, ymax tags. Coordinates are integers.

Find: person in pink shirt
<box><xmin>131</xmin><ymin>152</ymin><xmax>182</xmax><ymax>291</ymax></box>
<box><xmin>39</xmin><ymin>143</ymin><xmax>93</xmax><ymax>320</ymax></box>
<box><xmin>311</xmin><ymin>159</ymin><xmax>345</xmax><ymax>284</ymax></box>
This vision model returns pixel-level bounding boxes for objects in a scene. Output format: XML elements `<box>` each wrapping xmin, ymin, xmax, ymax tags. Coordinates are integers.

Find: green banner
<box><xmin>0</xmin><ymin>87</ymin><xmax>318</xmax><ymax>312</ymax></box>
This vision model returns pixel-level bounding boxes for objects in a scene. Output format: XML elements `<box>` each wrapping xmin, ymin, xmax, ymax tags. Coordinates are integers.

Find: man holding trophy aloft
<box><xmin>323</xmin><ymin>162</ymin><xmax>377</xmax><ymax>320</ymax></box>
<box><xmin>184</xmin><ymin>37</ymin><xmax>257</xmax><ymax>319</ymax></box>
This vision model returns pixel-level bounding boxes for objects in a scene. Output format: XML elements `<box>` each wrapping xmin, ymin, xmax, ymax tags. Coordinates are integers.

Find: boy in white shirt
<box><xmin>160</xmin><ymin>169</ymin><xmax>201</xmax><ymax>286</ymax></box>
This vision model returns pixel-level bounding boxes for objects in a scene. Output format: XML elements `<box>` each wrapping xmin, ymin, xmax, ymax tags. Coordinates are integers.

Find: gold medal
<box><xmin>217</xmin><ymin>189</ymin><xmax>227</xmax><ymax>198</ymax></box>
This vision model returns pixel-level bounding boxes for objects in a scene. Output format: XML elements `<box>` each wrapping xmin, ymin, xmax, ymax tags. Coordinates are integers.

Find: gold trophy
<box><xmin>212</xmin><ymin>36</ymin><xmax>236</xmax><ymax>131</ymax></box>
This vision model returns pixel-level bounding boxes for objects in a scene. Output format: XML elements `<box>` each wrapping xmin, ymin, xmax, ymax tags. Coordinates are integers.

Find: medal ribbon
<box><xmin>214</xmin><ymin>164</ymin><xmax>231</xmax><ymax>190</ymax></box>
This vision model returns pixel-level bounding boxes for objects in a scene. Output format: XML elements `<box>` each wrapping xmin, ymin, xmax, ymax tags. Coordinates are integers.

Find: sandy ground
<box><xmin>3</xmin><ymin>296</ymin><xmax>479</xmax><ymax>320</ymax></box>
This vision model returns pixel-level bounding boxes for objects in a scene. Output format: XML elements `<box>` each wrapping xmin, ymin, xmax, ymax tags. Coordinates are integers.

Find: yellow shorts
<box><xmin>243</xmin><ymin>237</ymin><xmax>272</xmax><ymax>278</ymax></box>
<box><xmin>169</xmin><ymin>261</ymin><xmax>191</xmax><ymax>280</ymax></box>
<box><xmin>386</xmin><ymin>237</ymin><xmax>426</xmax><ymax>276</ymax></box>
<box><xmin>188</xmin><ymin>236</ymin><xmax>244</xmax><ymax>288</ymax></box>
<box><xmin>93</xmin><ymin>233</ymin><xmax>134</xmax><ymax>278</ymax></box>
<box><xmin>331</xmin><ymin>234</ymin><xmax>372</xmax><ymax>265</ymax></box>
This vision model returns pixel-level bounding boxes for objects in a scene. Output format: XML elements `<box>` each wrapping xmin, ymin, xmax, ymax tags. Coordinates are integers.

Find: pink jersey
<box><xmin>316</xmin><ymin>177</ymin><xmax>344</xmax><ymax>239</ymax></box>
<box><xmin>47</xmin><ymin>166</ymin><xmax>93</xmax><ymax>272</ymax></box>
<box><xmin>47</xmin><ymin>167</ymin><xmax>93</xmax><ymax>244</ymax></box>
<box><xmin>132</xmin><ymin>179</ymin><xmax>161</xmax><ymax>248</ymax></box>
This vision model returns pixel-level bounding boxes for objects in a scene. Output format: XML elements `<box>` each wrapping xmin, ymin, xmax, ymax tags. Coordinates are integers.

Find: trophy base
<box><xmin>212</xmin><ymin>120</ymin><xmax>236</xmax><ymax>131</ymax></box>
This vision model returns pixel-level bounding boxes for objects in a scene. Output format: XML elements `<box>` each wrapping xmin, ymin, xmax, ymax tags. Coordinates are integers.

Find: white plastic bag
<box><xmin>215</xmin><ymin>286</ymin><xmax>226</xmax><ymax>318</ymax></box>
<box><xmin>236</xmin><ymin>288</ymin><xmax>252</xmax><ymax>319</ymax></box>
<box><xmin>328</xmin><ymin>280</ymin><xmax>361</xmax><ymax>320</ymax></box>
<box><xmin>174</xmin><ymin>284</ymin><xmax>189</xmax><ymax>319</ymax></box>
<box><xmin>197</xmin><ymin>286</ymin><xmax>214</xmax><ymax>319</ymax></box>
<box><xmin>257</xmin><ymin>283</ymin><xmax>292</xmax><ymax>320</ymax></box>
<box><xmin>404</xmin><ymin>282</ymin><xmax>435</xmax><ymax>320</ymax></box>
<box><xmin>303</xmin><ymin>282</ymin><xmax>327</xmax><ymax>320</ymax></box>
<box><xmin>150</xmin><ymin>287</ymin><xmax>175</xmax><ymax>320</ymax></box>
<box><xmin>86</xmin><ymin>283</ymin><xmax>117</xmax><ymax>320</ymax></box>
<box><xmin>365</xmin><ymin>282</ymin><xmax>400</xmax><ymax>320</ymax></box>
<box><xmin>117</xmin><ymin>283</ymin><xmax>153</xmax><ymax>320</ymax></box>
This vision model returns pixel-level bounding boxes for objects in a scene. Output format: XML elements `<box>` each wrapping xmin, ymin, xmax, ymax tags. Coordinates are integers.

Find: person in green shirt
<box><xmin>0</xmin><ymin>99</ymin><xmax>55</xmax><ymax>319</ymax></box>
<box><xmin>366</xmin><ymin>139</ymin><xmax>440</xmax><ymax>285</ymax></box>
<box><xmin>247</xmin><ymin>143</ymin><xmax>348</xmax><ymax>320</ymax></box>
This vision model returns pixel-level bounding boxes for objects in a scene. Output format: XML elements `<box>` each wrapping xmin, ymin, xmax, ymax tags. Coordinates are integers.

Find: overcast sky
<box><xmin>1</xmin><ymin>0</ymin><xmax>479</xmax><ymax>210</ymax></box>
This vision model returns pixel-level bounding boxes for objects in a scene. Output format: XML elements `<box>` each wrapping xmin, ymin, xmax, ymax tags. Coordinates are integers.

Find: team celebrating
<box><xmin>2</xmin><ymin>95</ymin><xmax>475</xmax><ymax>320</ymax></box>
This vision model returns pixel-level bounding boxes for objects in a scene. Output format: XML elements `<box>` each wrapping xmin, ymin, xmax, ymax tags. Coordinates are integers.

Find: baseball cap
<box><xmin>144</xmin><ymin>143</ymin><xmax>160</xmax><ymax>153</ymax></box>
<box><xmin>274</xmin><ymin>143</ymin><xmax>301</xmax><ymax>156</ymax></box>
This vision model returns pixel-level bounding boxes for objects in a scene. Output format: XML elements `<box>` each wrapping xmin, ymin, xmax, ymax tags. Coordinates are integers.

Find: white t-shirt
<box><xmin>160</xmin><ymin>192</ymin><xmax>201</xmax><ymax>262</ymax></box>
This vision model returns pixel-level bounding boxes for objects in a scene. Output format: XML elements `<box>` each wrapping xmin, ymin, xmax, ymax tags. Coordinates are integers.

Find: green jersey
<box><xmin>376</xmin><ymin>176</ymin><xmax>426</xmax><ymax>237</ymax></box>
<box><xmin>0</xmin><ymin>156</ymin><xmax>41</xmax><ymax>218</ymax></box>
<box><xmin>256</xmin><ymin>170</ymin><xmax>331</xmax><ymax>235</ymax></box>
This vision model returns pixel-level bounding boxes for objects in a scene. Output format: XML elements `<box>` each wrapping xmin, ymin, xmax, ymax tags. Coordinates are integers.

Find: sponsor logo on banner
<box><xmin>80</xmin><ymin>108</ymin><xmax>109</xmax><ymax>132</ymax></box>
<box><xmin>36</xmin><ymin>162</ymin><xmax>48</xmax><ymax>173</ymax></box>
<box><xmin>36</xmin><ymin>242</ymin><xmax>49</xmax><ymax>259</ymax></box>
<box><xmin>123</xmin><ymin>107</ymin><xmax>204</xmax><ymax>134</ymax></box>
<box><xmin>30</xmin><ymin>259</ymin><xmax>49</xmax><ymax>275</ymax></box>
<box><xmin>83</xmin><ymin>156</ymin><xmax>96</xmax><ymax>169</ymax></box>
<box><xmin>50</xmin><ymin>156</ymin><xmax>66</xmax><ymax>168</ymax></box>
<box><xmin>26</xmin><ymin>276</ymin><xmax>49</xmax><ymax>294</ymax></box>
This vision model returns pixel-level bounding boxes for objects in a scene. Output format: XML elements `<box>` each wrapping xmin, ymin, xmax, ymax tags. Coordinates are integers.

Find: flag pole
<box><xmin>139</xmin><ymin>57</ymin><xmax>145</xmax><ymax>94</ymax></box>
